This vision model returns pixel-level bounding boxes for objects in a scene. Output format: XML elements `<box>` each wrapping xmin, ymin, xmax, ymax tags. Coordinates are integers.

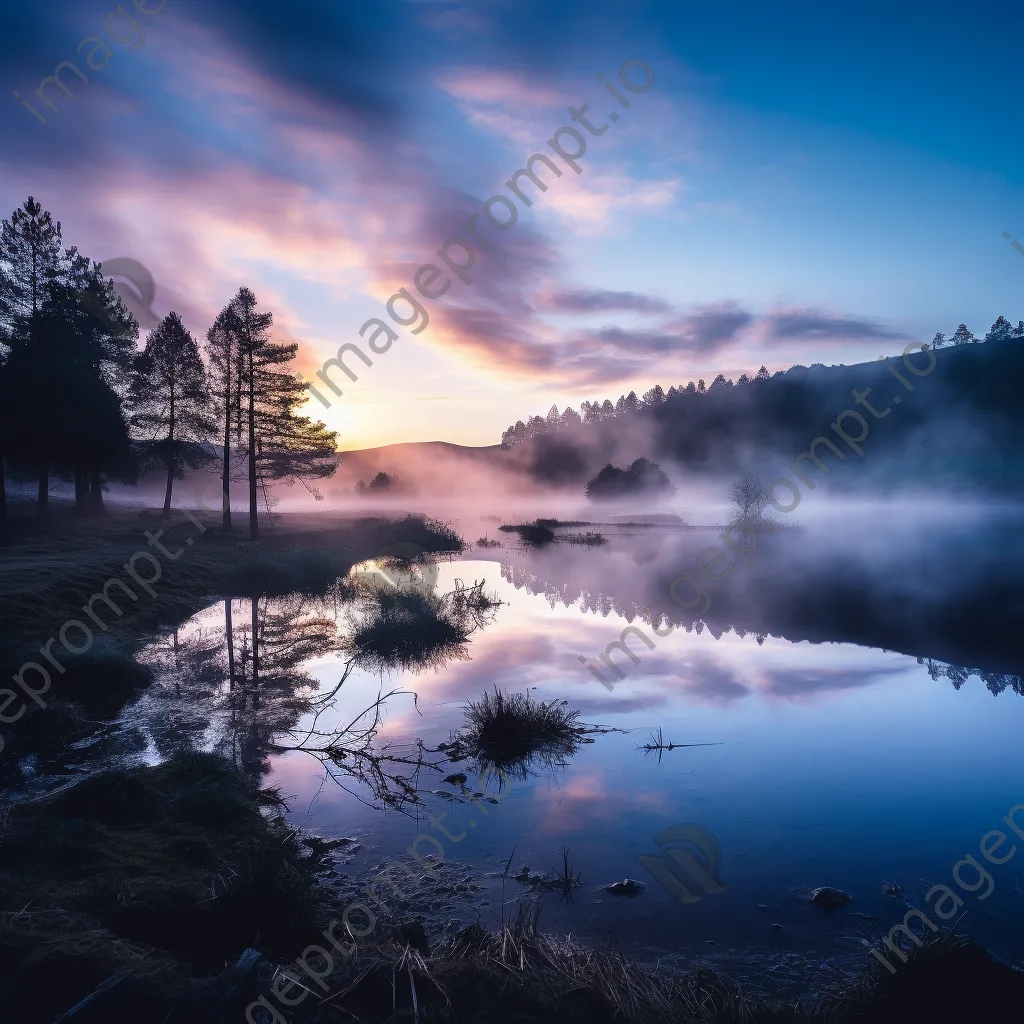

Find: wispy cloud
<box><xmin>760</xmin><ymin>665</ymin><xmax>907</xmax><ymax>700</ymax></box>
<box><xmin>539</xmin><ymin>287</ymin><xmax>673</xmax><ymax>315</ymax></box>
<box><xmin>764</xmin><ymin>308</ymin><xmax>909</xmax><ymax>342</ymax></box>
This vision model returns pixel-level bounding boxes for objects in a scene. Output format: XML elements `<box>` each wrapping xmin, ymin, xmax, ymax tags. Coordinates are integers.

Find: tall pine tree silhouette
<box><xmin>0</xmin><ymin>198</ymin><xmax>66</xmax><ymax>520</ymax></box>
<box><xmin>0</xmin><ymin>199</ymin><xmax>139</xmax><ymax>522</ymax></box>
<box><xmin>132</xmin><ymin>312</ymin><xmax>215</xmax><ymax>517</ymax></box>
<box><xmin>206</xmin><ymin>302</ymin><xmax>241</xmax><ymax>531</ymax></box>
<box><xmin>65</xmin><ymin>251</ymin><xmax>139</xmax><ymax>514</ymax></box>
<box><xmin>226</xmin><ymin>287</ymin><xmax>338</xmax><ymax>540</ymax></box>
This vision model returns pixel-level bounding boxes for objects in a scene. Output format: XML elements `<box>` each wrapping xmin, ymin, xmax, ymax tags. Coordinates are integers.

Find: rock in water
<box><xmin>605</xmin><ymin>878</ymin><xmax>646</xmax><ymax>897</ymax></box>
<box><xmin>810</xmin><ymin>886</ymin><xmax>852</xmax><ymax>909</ymax></box>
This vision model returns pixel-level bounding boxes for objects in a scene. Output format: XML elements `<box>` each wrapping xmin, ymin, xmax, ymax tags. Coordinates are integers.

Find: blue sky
<box><xmin>2</xmin><ymin>0</ymin><xmax>1022</xmax><ymax>447</ymax></box>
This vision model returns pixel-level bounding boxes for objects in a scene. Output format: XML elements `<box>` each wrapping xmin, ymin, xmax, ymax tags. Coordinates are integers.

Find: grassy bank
<box><xmin>0</xmin><ymin>752</ymin><xmax>327</xmax><ymax>1023</ymax></box>
<box><xmin>0</xmin><ymin>505</ymin><xmax>463</xmax><ymax>761</ymax></box>
<box><xmin>0</xmin><ymin>504</ymin><xmax>463</xmax><ymax>640</ymax></box>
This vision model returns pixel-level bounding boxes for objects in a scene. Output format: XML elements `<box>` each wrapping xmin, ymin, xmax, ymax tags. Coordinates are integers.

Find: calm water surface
<box><xmin>100</xmin><ymin>510</ymin><xmax>1024</xmax><ymax>989</ymax></box>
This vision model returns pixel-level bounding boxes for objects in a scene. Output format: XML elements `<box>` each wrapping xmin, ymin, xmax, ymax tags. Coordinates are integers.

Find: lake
<box><xmin>36</xmin><ymin>507</ymin><xmax>1024</xmax><ymax>996</ymax></box>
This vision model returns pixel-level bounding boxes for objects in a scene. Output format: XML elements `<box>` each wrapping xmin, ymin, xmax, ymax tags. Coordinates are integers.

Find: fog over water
<box><xmin>39</xmin><ymin>500</ymin><xmax>1021</xmax><ymax>995</ymax></box>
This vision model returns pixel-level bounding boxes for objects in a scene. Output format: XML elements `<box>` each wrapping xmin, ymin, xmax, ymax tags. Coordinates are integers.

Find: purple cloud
<box><xmin>541</xmin><ymin>288</ymin><xmax>673</xmax><ymax>315</ymax></box>
<box><xmin>765</xmin><ymin>308</ymin><xmax>908</xmax><ymax>342</ymax></box>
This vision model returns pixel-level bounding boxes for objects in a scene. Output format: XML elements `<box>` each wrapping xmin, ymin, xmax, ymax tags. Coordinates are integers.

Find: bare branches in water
<box><xmin>273</xmin><ymin>577</ymin><xmax>503</xmax><ymax>810</ymax></box>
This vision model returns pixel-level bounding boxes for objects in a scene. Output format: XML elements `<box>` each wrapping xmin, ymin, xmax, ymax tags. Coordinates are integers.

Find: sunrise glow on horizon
<box><xmin>5</xmin><ymin>1</ymin><xmax>1023</xmax><ymax>450</ymax></box>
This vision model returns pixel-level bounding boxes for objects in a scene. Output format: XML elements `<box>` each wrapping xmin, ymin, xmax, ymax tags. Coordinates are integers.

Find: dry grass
<box><xmin>249</xmin><ymin>913</ymin><xmax>1024</xmax><ymax>1024</ymax></box>
<box><xmin>340</xmin><ymin>579</ymin><xmax>499</xmax><ymax>674</ymax></box>
<box><xmin>453</xmin><ymin>687</ymin><xmax>585</xmax><ymax>781</ymax></box>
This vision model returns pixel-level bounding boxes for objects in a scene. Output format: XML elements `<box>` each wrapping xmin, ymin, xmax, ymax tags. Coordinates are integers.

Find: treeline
<box><xmin>0</xmin><ymin>197</ymin><xmax>337</xmax><ymax>539</ymax></box>
<box><xmin>501</xmin><ymin>367</ymin><xmax>777</xmax><ymax>447</ymax></box>
<box><xmin>498</xmin><ymin>321</ymin><xmax>1024</xmax><ymax>490</ymax></box>
<box><xmin>501</xmin><ymin>317</ymin><xmax>1024</xmax><ymax>450</ymax></box>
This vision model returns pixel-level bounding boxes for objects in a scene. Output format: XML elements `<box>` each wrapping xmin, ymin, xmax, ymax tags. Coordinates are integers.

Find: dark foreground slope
<box><xmin>3</xmin><ymin>752</ymin><xmax>1022</xmax><ymax>1024</ymax></box>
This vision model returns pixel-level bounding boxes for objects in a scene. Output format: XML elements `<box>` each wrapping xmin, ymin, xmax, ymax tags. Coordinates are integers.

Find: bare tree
<box><xmin>728</xmin><ymin>472</ymin><xmax>770</xmax><ymax>521</ymax></box>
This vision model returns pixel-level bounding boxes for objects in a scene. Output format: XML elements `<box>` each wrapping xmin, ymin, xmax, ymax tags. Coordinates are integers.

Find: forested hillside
<box><xmin>499</xmin><ymin>329</ymin><xmax>1024</xmax><ymax>493</ymax></box>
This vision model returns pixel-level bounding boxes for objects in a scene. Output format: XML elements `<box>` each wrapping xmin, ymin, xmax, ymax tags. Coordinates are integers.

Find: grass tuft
<box><xmin>458</xmin><ymin>687</ymin><xmax>584</xmax><ymax>780</ymax></box>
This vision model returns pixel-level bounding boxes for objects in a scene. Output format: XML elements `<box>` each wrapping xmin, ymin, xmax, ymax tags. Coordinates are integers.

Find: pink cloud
<box><xmin>436</xmin><ymin>69</ymin><xmax>569</xmax><ymax>108</ymax></box>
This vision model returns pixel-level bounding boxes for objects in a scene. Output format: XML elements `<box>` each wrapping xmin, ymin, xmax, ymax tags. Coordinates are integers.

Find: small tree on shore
<box><xmin>728</xmin><ymin>472</ymin><xmax>770</xmax><ymax>521</ymax></box>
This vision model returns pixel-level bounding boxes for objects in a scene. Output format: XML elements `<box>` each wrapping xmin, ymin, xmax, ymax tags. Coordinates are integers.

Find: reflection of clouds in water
<box><xmin>444</xmin><ymin>636</ymin><xmax>561</xmax><ymax>692</ymax></box>
<box><xmin>127</xmin><ymin>560</ymin><xmax>933</xmax><ymax>796</ymax></box>
<box><xmin>759</xmin><ymin>664</ymin><xmax>908</xmax><ymax>699</ymax></box>
<box><xmin>535</xmin><ymin>771</ymin><xmax>621</xmax><ymax>833</ymax></box>
<box><xmin>533</xmin><ymin>771</ymin><xmax>674</xmax><ymax>834</ymax></box>
<box><xmin>363</xmin><ymin>634</ymin><xmax>562</xmax><ymax>740</ymax></box>
<box><xmin>569</xmin><ymin>692</ymin><xmax>670</xmax><ymax>715</ymax></box>
<box><xmin>679</xmin><ymin>657</ymin><xmax>752</xmax><ymax>705</ymax></box>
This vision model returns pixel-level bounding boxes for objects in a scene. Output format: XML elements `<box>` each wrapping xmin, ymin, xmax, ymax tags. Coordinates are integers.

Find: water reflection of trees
<box><xmin>134</xmin><ymin>575</ymin><xmax>504</xmax><ymax>810</ymax></box>
<box><xmin>278</xmin><ymin>577</ymin><xmax>502</xmax><ymax>809</ymax></box>
<box><xmin>136</xmin><ymin>594</ymin><xmax>338</xmax><ymax>778</ymax></box>
<box><xmin>500</xmin><ymin>563</ymin><xmax>1024</xmax><ymax>693</ymax></box>
<box><xmin>921</xmin><ymin>658</ymin><xmax>1024</xmax><ymax>696</ymax></box>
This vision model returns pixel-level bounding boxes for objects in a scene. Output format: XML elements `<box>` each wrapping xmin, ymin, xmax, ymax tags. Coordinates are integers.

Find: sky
<box><xmin>3</xmin><ymin>0</ymin><xmax>1023</xmax><ymax>449</ymax></box>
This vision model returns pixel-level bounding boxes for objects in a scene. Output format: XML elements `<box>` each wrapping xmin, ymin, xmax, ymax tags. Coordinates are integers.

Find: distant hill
<box><xmin>329</xmin><ymin>440</ymin><xmax>526</xmax><ymax>498</ymax></box>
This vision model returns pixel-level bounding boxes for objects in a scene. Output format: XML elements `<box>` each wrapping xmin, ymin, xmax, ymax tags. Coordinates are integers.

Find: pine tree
<box><xmin>0</xmin><ymin>201</ymin><xmax>139</xmax><ymax>521</ymax></box>
<box><xmin>3</xmin><ymin>286</ymin><xmax>137</xmax><ymax>519</ymax></box>
<box><xmin>0</xmin><ymin>198</ymin><xmax>66</xmax><ymax>518</ymax></box>
<box><xmin>951</xmin><ymin>324</ymin><xmax>975</xmax><ymax>346</ymax></box>
<box><xmin>132</xmin><ymin>313</ymin><xmax>215</xmax><ymax>517</ymax></box>
<box><xmin>228</xmin><ymin>287</ymin><xmax>338</xmax><ymax>540</ymax></box>
<box><xmin>67</xmin><ymin>253</ymin><xmax>140</xmax><ymax>513</ymax></box>
<box><xmin>985</xmin><ymin>316</ymin><xmax>1013</xmax><ymax>343</ymax></box>
<box><xmin>0</xmin><ymin>197</ymin><xmax>64</xmax><ymax>329</ymax></box>
<box><xmin>0</xmin><ymin>339</ymin><xmax>9</xmax><ymax>536</ymax></box>
<box><xmin>206</xmin><ymin>303</ymin><xmax>242</xmax><ymax>531</ymax></box>
<box><xmin>0</xmin><ymin>256</ymin><xmax>10</xmax><ymax>534</ymax></box>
